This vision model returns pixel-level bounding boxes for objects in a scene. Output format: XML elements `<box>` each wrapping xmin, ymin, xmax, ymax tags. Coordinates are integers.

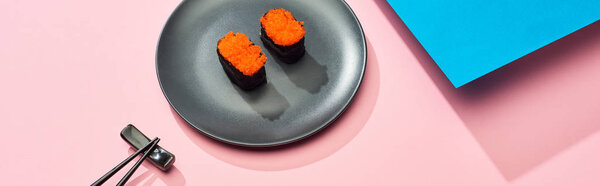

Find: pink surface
<box><xmin>1</xmin><ymin>0</ymin><xmax>600</xmax><ymax>185</ymax></box>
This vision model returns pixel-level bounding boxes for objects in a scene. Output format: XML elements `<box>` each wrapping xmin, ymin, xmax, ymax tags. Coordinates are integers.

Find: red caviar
<box><xmin>260</xmin><ymin>8</ymin><xmax>305</xmax><ymax>46</ymax></box>
<box><xmin>217</xmin><ymin>32</ymin><xmax>267</xmax><ymax>76</ymax></box>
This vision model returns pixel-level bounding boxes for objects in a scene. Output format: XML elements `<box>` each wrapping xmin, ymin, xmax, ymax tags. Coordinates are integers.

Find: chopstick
<box><xmin>92</xmin><ymin>137</ymin><xmax>160</xmax><ymax>186</ymax></box>
<box><xmin>116</xmin><ymin>138</ymin><xmax>160</xmax><ymax>186</ymax></box>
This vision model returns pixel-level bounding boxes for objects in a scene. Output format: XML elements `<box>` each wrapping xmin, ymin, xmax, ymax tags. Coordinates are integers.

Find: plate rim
<box><xmin>155</xmin><ymin>0</ymin><xmax>367</xmax><ymax>147</ymax></box>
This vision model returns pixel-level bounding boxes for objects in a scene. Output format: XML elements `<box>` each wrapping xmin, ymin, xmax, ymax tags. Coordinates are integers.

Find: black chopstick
<box><xmin>92</xmin><ymin>137</ymin><xmax>160</xmax><ymax>186</ymax></box>
<box><xmin>116</xmin><ymin>138</ymin><xmax>160</xmax><ymax>186</ymax></box>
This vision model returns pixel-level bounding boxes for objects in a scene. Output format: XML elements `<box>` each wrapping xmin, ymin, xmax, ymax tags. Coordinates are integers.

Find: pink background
<box><xmin>2</xmin><ymin>0</ymin><xmax>600</xmax><ymax>185</ymax></box>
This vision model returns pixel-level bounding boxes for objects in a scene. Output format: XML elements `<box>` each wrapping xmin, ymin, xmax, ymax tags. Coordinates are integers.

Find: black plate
<box><xmin>157</xmin><ymin>0</ymin><xmax>366</xmax><ymax>147</ymax></box>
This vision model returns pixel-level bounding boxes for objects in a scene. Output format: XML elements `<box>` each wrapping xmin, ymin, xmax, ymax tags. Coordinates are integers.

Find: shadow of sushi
<box><xmin>273</xmin><ymin>54</ymin><xmax>329</xmax><ymax>94</ymax></box>
<box><xmin>234</xmin><ymin>82</ymin><xmax>290</xmax><ymax>121</ymax></box>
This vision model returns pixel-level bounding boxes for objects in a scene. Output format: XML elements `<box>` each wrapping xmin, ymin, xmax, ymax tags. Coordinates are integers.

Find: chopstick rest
<box><xmin>120</xmin><ymin>124</ymin><xmax>176</xmax><ymax>171</ymax></box>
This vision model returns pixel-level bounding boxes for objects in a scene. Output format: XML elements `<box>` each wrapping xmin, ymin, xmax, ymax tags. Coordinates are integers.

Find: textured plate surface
<box><xmin>157</xmin><ymin>0</ymin><xmax>366</xmax><ymax>146</ymax></box>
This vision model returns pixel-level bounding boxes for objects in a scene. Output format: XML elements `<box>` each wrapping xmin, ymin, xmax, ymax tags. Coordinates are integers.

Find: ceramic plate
<box><xmin>157</xmin><ymin>0</ymin><xmax>366</xmax><ymax>146</ymax></box>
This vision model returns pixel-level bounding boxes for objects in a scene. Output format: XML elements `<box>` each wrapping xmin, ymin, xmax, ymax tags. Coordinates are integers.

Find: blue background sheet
<box><xmin>386</xmin><ymin>0</ymin><xmax>600</xmax><ymax>87</ymax></box>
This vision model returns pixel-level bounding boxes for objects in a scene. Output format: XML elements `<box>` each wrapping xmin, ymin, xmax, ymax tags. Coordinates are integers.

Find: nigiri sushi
<box><xmin>260</xmin><ymin>8</ymin><xmax>305</xmax><ymax>63</ymax></box>
<box><xmin>217</xmin><ymin>32</ymin><xmax>267</xmax><ymax>90</ymax></box>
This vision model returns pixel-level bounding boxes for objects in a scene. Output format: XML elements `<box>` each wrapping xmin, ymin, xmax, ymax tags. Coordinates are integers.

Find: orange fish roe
<box><xmin>217</xmin><ymin>32</ymin><xmax>267</xmax><ymax>76</ymax></box>
<box><xmin>260</xmin><ymin>8</ymin><xmax>305</xmax><ymax>46</ymax></box>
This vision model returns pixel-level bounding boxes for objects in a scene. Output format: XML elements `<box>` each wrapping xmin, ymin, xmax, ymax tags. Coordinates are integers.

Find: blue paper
<box><xmin>387</xmin><ymin>0</ymin><xmax>600</xmax><ymax>87</ymax></box>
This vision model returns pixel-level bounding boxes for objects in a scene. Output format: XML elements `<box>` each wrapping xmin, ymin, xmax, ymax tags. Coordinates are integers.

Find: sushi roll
<box><xmin>217</xmin><ymin>32</ymin><xmax>267</xmax><ymax>90</ymax></box>
<box><xmin>260</xmin><ymin>8</ymin><xmax>305</xmax><ymax>63</ymax></box>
